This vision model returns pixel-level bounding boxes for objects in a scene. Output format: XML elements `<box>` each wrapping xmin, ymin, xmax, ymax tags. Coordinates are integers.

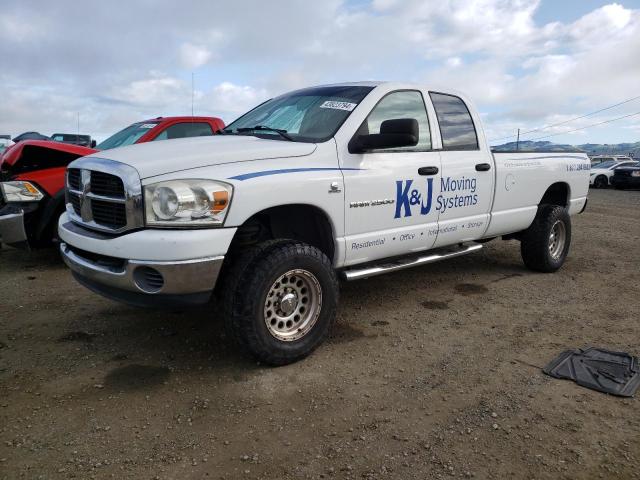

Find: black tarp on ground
<box><xmin>543</xmin><ymin>347</ymin><xmax>639</xmax><ymax>397</ymax></box>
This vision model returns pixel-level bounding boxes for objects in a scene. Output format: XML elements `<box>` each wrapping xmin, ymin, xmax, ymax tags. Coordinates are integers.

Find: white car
<box><xmin>58</xmin><ymin>81</ymin><xmax>590</xmax><ymax>365</ymax></box>
<box><xmin>589</xmin><ymin>159</ymin><xmax>638</xmax><ymax>188</ymax></box>
<box><xmin>590</xmin><ymin>155</ymin><xmax>633</xmax><ymax>166</ymax></box>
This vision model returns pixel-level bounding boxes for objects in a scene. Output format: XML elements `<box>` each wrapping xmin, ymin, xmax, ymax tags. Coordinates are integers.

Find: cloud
<box><xmin>0</xmin><ymin>0</ymin><xmax>639</xmax><ymax>144</ymax></box>
<box><xmin>179</xmin><ymin>43</ymin><xmax>213</xmax><ymax>69</ymax></box>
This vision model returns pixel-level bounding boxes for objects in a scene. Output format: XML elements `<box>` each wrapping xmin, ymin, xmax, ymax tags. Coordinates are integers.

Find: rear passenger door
<box><xmin>429</xmin><ymin>92</ymin><xmax>494</xmax><ymax>247</ymax></box>
<box><xmin>151</xmin><ymin>122</ymin><xmax>214</xmax><ymax>141</ymax></box>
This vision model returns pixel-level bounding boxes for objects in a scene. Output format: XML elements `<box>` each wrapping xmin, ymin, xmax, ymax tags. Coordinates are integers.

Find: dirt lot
<box><xmin>1</xmin><ymin>188</ymin><xmax>639</xmax><ymax>480</ymax></box>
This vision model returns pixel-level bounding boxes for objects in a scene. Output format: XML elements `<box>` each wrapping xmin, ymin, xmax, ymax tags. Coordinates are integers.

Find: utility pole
<box><xmin>516</xmin><ymin>128</ymin><xmax>520</xmax><ymax>151</ymax></box>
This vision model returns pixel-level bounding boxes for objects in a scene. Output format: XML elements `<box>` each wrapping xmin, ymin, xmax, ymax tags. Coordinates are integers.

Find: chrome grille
<box><xmin>90</xmin><ymin>171</ymin><xmax>125</xmax><ymax>197</ymax></box>
<box><xmin>66</xmin><ymin>159</ymin><xmax>143</xmax><ymax>234</ymax></box>
<box><xmin>67</xmin><ymin>169</ymin><xmax>81</xmax><ymax>190</ymax></box>
<box><xmin>69</xmin><ymin>193</ymin><xmax>81</xmax><ymax>215</ymax></box>
<box><xmin>91</xmin><ymin>198</ymin><xmax>127</xmax><ymax>229</ymax></box>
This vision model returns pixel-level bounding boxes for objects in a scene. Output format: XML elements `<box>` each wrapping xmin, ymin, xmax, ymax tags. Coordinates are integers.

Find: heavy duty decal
<box><xmin>350</xmin><ymin>199</ymin><xmax>395</xmax><ymax>208</ymax></box>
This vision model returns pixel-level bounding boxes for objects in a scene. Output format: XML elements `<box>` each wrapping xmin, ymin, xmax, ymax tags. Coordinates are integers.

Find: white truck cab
<box><xmin>59</xmin><ymin>82</ymin><xmax>590</xmax><ymax>365</ymax></box>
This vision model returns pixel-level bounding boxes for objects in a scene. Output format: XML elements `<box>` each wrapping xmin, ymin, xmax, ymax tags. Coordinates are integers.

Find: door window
<box><xmin>361</xmin><ymin>90</ymin><xmax>431</xmax><ymax>151</ymax></box>
<box><xmin>430</xmin><ymin>92</ymin><xmax>478</xmax><ymax>150</ymax></box>
<box><xmin>152</xmin><ymin>122</ymin><xmax>214</xmax><ymax>141</ymax></box>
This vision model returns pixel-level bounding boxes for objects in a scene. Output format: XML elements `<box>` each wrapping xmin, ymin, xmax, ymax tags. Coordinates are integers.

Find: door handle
<box><xmin>475</xmin><ymin>163</ymin><xmax>491</xmax><ymax>172</ymax></box>
<box><xmin>418</xmin><ymin>166</ymin><xmax>439</xmax><ymax>176</ymax></box>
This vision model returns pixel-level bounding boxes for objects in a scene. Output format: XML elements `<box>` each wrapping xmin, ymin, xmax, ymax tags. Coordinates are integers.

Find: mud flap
<box><xmin>543</xmin><ymin>347</ymin><xmax>639</xmax><ymax>397</ymax></box>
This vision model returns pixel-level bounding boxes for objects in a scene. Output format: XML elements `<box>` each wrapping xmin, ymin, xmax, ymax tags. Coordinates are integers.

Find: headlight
<box><xmin>0</xmin><ymin>181</ymin><xmax>44</xmax><ymax>202</ymax></box>
<box><xmin>632</xmin><ymin>171</ymin><xmax>640</xmax><ymax>177</ymax></box>
<box><xmin>144</xmin><ymin>179</ymin><xmax>232</xmax><ymax>227</ymax></box>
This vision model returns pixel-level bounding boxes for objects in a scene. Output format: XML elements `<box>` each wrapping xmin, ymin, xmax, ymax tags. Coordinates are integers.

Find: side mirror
<box><xmin>349</xmin><ymin>118</ymin><xmax>419</xmax><ymax>154</ymax></box>
<box><xmin>90</xmin><ymin>140</ymin><xmax>97</xmax><ymax>148</ymax></box>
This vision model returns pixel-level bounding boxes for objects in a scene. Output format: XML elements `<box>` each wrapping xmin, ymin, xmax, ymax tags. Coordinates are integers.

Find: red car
<box><xmin>0</xmin><ymin>116</ymin><xmax>224</xmax><ymax>249</ymax></box>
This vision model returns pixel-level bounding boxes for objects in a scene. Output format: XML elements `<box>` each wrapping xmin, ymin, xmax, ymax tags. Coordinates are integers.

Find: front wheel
<box><xmin>593</xmin><ymin>175</ymin><xmax>608</xmax><ymax>189</ymax></box>
<box><xmin>520</xmin><ymin>205</ymin><xmax>571</xmax><ymax>273</ymax></box>
<box><xmin>221</xmin><ymin>240</ymin><xmax>339</xmax><ymax>365</ymax></box>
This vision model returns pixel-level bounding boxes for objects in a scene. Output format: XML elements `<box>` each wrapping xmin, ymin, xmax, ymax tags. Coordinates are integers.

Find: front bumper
<box><xmin>0</xmin><ymin>205</ymin><xmax>28</xmax><ymax>249</ymax></box>
<box><xmin>61</xmin><ymin>242</ymin><xmax>224</xmax><ymax>307</ymax></box>
<box><xmin>58</xmin><ymin>213</ymin><xmax>237</xmax><ymax>307</ymax></box>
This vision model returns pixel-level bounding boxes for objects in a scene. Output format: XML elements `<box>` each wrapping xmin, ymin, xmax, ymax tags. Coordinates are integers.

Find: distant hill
<box><xmin>491</xmin><ymin>141</ymin><xmax>580</xmax><ymax>152</ymax></box>
<box><xmin>575</xmin><ymin>141</ymin><xmax>640</xmax><ymax>157</ymax></box>
<box><xmin>491</xmin><ymin>140</ymin><xmax>640</xmax><ymax>157</ymax></box>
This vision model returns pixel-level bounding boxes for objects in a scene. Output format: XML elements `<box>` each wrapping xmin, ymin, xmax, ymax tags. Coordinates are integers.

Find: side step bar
<box><xmin>341</xmin><ymin>243</ymin><xmax>483</xmax><ymax>281</ymax></box>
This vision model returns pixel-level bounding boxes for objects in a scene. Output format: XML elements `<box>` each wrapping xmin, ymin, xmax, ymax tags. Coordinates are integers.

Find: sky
<box><xmin>1</xmin><ymin>0</ymin><xmax>639</xmax><ymax>146</ymax></box>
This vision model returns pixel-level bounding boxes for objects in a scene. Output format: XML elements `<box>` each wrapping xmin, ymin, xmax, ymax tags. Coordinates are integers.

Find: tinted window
<box><xmin>362</xmin><ymin>90</ymin><xmax>431</xmax><ymax>151</ymax></box>
<box><xmin>430</xmin><ymin>92</ymin><xmax>478</xmax><ymax>150</ymax></box>
<box><xmin>152</xmin><ymin>122</ymin><xmax>214</xmax><ymax>141</ymax></box>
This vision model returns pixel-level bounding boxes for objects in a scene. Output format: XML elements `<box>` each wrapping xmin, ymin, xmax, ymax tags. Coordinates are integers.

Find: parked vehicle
<box><xmin>610</xmin><ymin>162</ymin><xmax>640</xmax><ymax>189</ymax></box>
<box><xmin>589</xmin><ymin>159</ymin><xmax>638</xmax><ymax>188</ymax></box>
<box><xmin>0</xmin><ymin>135</ymin><xmax>11</xmax><ymax>155</ymax></box>
<box><xmin>51</xmin><ymin>133</ymin><xmax>96</xmax><ymax>148</ymax></box>
<box><xmin>590</xmin><ymin>155</ymin><xmax>633</xmax><ymax>166</ymax></box>
<box><xmin>0</xmin><ymin>116</ymin><xmax>224</xmax><ymax>249</ymax></box>
<box><xmin>12</xmin><ymin>131</ymin><xmax>50</xmax><ymax>142</ymax></box>
<box><xmin>57</xmin><ymin>82</ymin><xmax>590</xmax><ymax>365</ymax></box>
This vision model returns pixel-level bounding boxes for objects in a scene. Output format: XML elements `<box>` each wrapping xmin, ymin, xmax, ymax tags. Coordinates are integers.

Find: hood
<box><xmin>0</xmin><ymin>140</ymin><xmax>97</xmax><ymax>175</ymax></box>
<box><xmin>77</xmin><ymin>135</ymin><xmax>317</xmax><ymax>179</ymax></box>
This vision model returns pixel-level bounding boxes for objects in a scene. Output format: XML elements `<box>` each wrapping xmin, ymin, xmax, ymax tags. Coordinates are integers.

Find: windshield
<box><xmin>223</xmin><ymin>85</ymin><xmax>374</xmax><ymax>142</ymax></box>
<box><xmin>592</xmin><ymin>160</ymin><xmax>617</xmax><ymax>169</ymax></box>
<box><xmin>52</xmin><ymin>134</ymin><xmax>90</xmax><ymax>142</ymax></box>
<box><xmin>96</xmin><ymin>122</ymin><xmax>159</xmax><ymax>150</ymax></box>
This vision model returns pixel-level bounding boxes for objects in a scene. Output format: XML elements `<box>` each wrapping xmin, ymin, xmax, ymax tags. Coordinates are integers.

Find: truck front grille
<box><xmin>67</xmin><ymin>169</ymin><xmax>81</xmax><ymax>190</ymax></box>
<box><xmin>90</xmin><ymin>171</ymin><xmax>125</xmax><ymax>197</ymax></box>
<box><xmin>66</xmin><ymin>159</ymin><xmax>143</xmax><ymax>234</ymax></box>
<box><xmin>69</xmin><ymin>193</ymin><xmax>81</xmax><ymax>215</ymax></box>
<box><xmin>91</xmin><ymin>199</ymin><xmax>127</xmax><ymax>229</ymax></box>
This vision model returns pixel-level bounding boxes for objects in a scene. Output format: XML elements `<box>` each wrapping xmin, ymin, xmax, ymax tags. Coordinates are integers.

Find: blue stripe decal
<box><xmin>229</xmin><ymin>167</ymin><xmax>363</xmax><ymax>181</ymax></box>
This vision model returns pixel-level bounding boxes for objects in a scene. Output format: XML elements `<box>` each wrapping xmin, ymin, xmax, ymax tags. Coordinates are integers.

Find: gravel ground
<box><xmin>1</xmin><ymin>188</ymin><xmax>639</xmax><ymax>480</ymax></box>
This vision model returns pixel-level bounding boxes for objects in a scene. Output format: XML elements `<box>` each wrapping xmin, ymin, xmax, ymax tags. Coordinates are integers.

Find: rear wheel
<box><xmin>593</xmin><ymin>175</ymin><xmax>608</xmax><ymax>189</ymax></box>
<box><xmin>221</xmin><ymin>240</ymin><xmax>339</xmax><ymax>365</ymax></box>
<box><xmin>520</xmin><ymin>205</ymin><xmax>571</xmax><ymax>273</ymax></box>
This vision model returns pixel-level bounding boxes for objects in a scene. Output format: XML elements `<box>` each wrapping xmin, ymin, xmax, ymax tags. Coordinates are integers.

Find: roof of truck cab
<box><xmin>309</xmin><ymin>81</ymin><xmax>468</xmax><ymax>98</ymax></box>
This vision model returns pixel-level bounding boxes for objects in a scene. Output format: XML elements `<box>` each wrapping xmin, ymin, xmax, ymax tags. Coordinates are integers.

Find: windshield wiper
<box><xmin>236</xmin><ymin>126</ymin><xmax>294</xmax><ymax>141</ymax></box>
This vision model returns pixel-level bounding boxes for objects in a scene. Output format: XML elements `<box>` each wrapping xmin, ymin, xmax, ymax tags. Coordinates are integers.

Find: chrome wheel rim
<box><xmin>263</xmin><ymin>269</ymin><xmax>322</xmax><ymax>342</ymax></box>
<box><xmin>548</xmin><ymin>220</ymin><xmax>566</xmax><ymax>260</ymax></box>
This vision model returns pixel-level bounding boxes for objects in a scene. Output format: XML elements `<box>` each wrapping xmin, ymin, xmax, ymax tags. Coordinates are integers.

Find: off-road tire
<box><xmin>221</xmin><ymin>240</ymin><xmax>339</xmax><ymax>366</ymax></box>
<box><xmin>520</xmin><ymin>205</ymin><xmax>571</xmax><ymax>273</ymax></box>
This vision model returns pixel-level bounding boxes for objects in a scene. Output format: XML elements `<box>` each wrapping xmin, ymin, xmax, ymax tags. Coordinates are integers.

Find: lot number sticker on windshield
<box><xmin>320</xmin><ymin>101</ymin><xmax>357</xmax><ymax>111</ymax></box>
<box><xmin>140</xmin><ymin>123</ymin><xmax>156</xmax><ymax>129</ymax></box>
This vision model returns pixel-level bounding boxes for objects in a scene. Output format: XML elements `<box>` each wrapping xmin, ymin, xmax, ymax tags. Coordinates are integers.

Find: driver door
<box><xmin>338</xmin><ymin>90</ymin><xmax>442</xmax><ymax>266</ymax></box>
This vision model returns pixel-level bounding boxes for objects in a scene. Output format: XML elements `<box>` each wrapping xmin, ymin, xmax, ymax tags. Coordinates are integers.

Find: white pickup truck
<box><xmin>58</xmin><ymin>82</ymin><xmax>590</xmax><ymax>365</ymax></box>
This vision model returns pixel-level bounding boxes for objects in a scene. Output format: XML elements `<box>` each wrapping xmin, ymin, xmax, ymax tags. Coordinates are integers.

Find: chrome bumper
<box><xmin>60</xmin><ymin>242</ymin><xmax>224</xmax><ymax>296</ymax></box>
<box><xmin>0</xmin><ymin>208</ymin><xmax>28</xmax><ymax>248</ymax></box>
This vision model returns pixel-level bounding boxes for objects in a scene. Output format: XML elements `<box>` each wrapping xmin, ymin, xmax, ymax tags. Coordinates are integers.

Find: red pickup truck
<box><xmin>0</xmin><ymin>116</ymin><xmax>224</xmax><ymax>249</ymax></box>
